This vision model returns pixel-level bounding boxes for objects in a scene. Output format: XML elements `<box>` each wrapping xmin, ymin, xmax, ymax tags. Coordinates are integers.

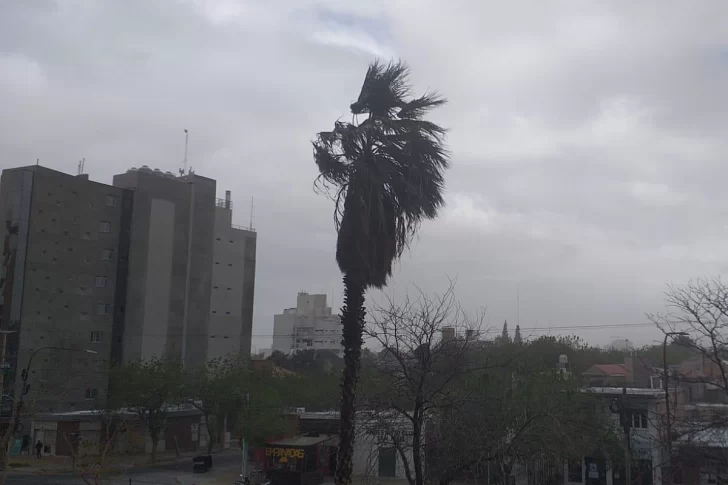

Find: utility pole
<box><xmin>242</xmin><ymin>392</ymin><xmax>250</xmax><ymax>480</ymax></box>
<box><xmin>663</xmin><ymin>331</ymin><xmax>688</xmax><ymax>485</ymax></box>
<box><xmin>623</xmin><ymin>388</ymin><xmax>631</xmax><ymax>485</ymax></box>
<box><xmin>610</xmin><ymin>388</ymin><xmax>631</xmax><ymax>485</ymax></box>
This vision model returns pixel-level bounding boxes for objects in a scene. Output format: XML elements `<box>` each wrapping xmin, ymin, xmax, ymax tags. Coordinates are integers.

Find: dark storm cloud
<box><xmin>3</xmin><ymin>0</ymin><xmax>728</xmax><ymax>349</ymax></box>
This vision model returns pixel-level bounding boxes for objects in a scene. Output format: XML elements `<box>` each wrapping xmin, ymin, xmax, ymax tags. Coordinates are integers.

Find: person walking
<box><xmin>35</xmin><ymin>440</ymin><xmax>43</xmax><ymax>459</ymax></box>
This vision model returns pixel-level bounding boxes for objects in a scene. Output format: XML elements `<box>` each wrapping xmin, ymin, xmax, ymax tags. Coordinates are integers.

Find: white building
<box><xmin>207</xmin><ymin>191</ymin><xmax>257</xmax><ymax>360</ymax></box>
<box><xmin>272</xmin><ymin>293</ymin><xmax>342</xmax><ymax>356</ymax></box>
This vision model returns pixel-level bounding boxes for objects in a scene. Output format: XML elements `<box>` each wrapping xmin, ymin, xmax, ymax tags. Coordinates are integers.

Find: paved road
<box><xmin>6</xmin><ymin>450</ymin><xmax>244</xmax><ymax>485</ymax></box>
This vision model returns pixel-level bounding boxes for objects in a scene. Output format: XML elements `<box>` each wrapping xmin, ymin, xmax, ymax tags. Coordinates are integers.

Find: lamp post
<box><xmin>0</xmin><ymin>331</ymin><xmax>17</xmax><ymax>414</ymax></box>
<box><xmin>10</xmin><ymin>347</ymin><xmax>97</xmax><ymax>437</ymax></box>
<box><xmin>663</xmin><ymin>331</ymin><xmax>688</xmax><ymax>485</ymax></box>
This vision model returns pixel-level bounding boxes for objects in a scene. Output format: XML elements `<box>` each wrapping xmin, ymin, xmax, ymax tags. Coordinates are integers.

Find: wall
<box><xmin>353</xmin><ymin>415</ymin><xmax>418</xmax><ymax>480</ymax></box>
<box><xmin>208</xmin><ymin>205</ymin><xmax>257</xmax><ymax>359</ymax></box>
<box><xmin>0</xmin><ymin>166</ymin><xmax>128</xmax><ymax>412</ymax></box>
<box><xmin>272</xmin><ymin>294</ymin><xmax>342</xmax><ymax>356</ymax></box>
<box><xmin>113</xmin><ymin>170</ymin><xmax>216</xmax><ymax>367</ymax></box>
<box><xmin>272</xmin><ymin>310</ymin><xmax>296</xmax><ymax>354</ymax></box>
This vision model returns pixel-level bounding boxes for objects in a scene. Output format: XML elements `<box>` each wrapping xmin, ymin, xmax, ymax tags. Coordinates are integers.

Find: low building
<box><xmin>272</xmin><ymin>293</ymin><xmax>342</xmax><ymax>357</ymax></box>
<box><xmin>28</xmin><ymin>404</ymin><xmax>206</xmax><ymax>457</ymax></box>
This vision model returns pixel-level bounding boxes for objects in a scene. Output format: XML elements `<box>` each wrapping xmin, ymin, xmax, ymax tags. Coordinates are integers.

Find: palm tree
<box><xmin>313</xmin><ymin>60</ymin><xmax>450</xmax><ymax>485</ymax></box>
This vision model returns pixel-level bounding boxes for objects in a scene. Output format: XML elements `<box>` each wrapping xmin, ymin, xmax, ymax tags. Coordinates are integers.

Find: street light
<box><xmin>663</xmin><ymin>331</ymin><xmax>688</xmax><ymax>485</ymax></box>
<box><xmin>0</xmin><ymin>331</ymin><xmax>18</xmax><ymax>412</ymax></box>
<box><xmin>11</xmin><ymin>347</ymin><xmax>98</xmax><ymax>437</ymax></box>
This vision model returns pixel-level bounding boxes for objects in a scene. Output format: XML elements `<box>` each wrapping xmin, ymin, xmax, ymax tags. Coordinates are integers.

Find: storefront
<box><xmin>263</xmin><ymin>434</ymin><xmax>336</xmax><ymax>485</ymax></box>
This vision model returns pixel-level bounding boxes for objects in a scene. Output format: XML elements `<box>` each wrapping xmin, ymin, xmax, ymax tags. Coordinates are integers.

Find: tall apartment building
<box><xmin>0</xmin><ymin>166</ymin><xmax>132</xmax><ymax>413</ymax></box>
<box><xmin>208</xmin><ymin>191</ymin><xmax>256</xmax><ymax>360</ymax></box>
<box><xmin>0</xmin><ymin>164</ymin><xmax>256</xmax><ymax>413</ymax></box>
<box><xmin>112</xmin><ymin>167</ymin><xmax>217</xmax><ymax>368</ymax></box>
<box><xmin>272</xmin><ymin>293</ymin><xmax>342</xmax><ymax>356</ymax></box>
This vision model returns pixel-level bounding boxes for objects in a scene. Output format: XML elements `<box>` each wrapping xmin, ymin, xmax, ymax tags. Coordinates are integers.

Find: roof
<box><xmin>584</xmin><ymin>364</ymin><xmax>626</xmax><ymax>376</ymax></box>
<box><xmin>32</xmin><ymin>404</ymin><xmax>203</xmax><ymax>422</ymax></box>
<box><xmin>678</xmin><ymin>428</ymin><xmax>728</xmax><ymax>448</ymax></box>
<box><xmin>583</xmin><ymin>387</ymin><xmax>664</xmax><ymax>398</ymax></box>
<box><xmin>267</xmin><ymin>434</ymin><xmax>335</xmax><ymax>447</ymax></box>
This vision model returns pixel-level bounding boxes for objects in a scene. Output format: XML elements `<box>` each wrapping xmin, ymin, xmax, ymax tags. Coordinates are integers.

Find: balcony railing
<box><xmin>215</xmin><ymin>198</ymin><xmax>232</xmax><ymax>209</ymax></box>
<box><xmin>231</xmin><ymin>223</ymin><xmax>255</xmax><ymax>232</ymax></box>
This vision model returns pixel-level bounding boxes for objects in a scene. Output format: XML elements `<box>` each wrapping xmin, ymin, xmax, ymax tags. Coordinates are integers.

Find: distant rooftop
<box><xmin>584</xmin><ymin>387</ymin><xmax>664</xmax><ymax>397</ymax></box>
<box><xmin>584</xmin><ymin>364</ymin><xmax>626</xmax><ymax>377</ymax></box>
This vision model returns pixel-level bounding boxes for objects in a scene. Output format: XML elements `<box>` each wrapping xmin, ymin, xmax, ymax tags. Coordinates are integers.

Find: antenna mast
<box><xmin>517</xmin><ymin>282</ymin><xmax>520</xmax><ymax>327</ymax></box>
<box><xmin>181</xmin><ymin>129</ymin><xmax>189</xmax><ymax>176</ymax></box>
<box><xmin>249</xmin><ymin>196</ymin><xmax>255</xmax><ymax>230</ymax></box>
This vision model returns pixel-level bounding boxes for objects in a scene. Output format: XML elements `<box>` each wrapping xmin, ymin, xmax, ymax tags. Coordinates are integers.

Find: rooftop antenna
<box><xmin>180</xmin><ymin>129</ymin><xmax>189</xmax><ymax>176</ymax></box>
<box><xmin>36</xmin><ymin>158</ymin><xmax>39</xmax><ymax>166</ymax></box>
<box><xmin>249</xmin><ymin>196</ymin><xmax>255</xmax><ymax>230</ymax></box>
<box><xmin>517</xmin><ymin>282</ymin><xmax>520</xmax><ymax>327</ymax></box>
<box><xmin>77</xmin><ymin>158</ymin><xmax>85</xmax><ymax>175</ymax></box>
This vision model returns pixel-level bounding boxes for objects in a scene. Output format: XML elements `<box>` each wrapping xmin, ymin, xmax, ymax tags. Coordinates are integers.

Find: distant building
<box><xmin>583</xmin><ymin>356</ymin><xmax>656</xmax><ymax>388</ymax></box>
<box><xmin>272</xmin><ymin>293</ymin><xmax>341</xmax><ymax>356</ymax></box>
<box><xmin>606</xmin><ymin>338</ymin><xmax>635</xmax><ymax>352</ymax></box>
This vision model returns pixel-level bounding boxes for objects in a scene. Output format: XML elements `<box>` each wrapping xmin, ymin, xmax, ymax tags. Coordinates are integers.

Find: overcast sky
<box><xmin>3</xmin><ymin>1</ymin><xmax>728</xmax><ymax>350</ymax></box>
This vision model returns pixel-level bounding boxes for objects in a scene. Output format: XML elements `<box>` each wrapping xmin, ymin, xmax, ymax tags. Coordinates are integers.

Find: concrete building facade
<box><xmin>208</xmin><ymin>191</ymin><xmax>257</xmax><ymax>360</ymax></box>
<box><xmin>272</xmin><ymin>293</ymin><xmax>342</xmax><ymax>356</ymax></box>
<box><xmin>0</xmin><ymin>166</ymin><xmax>131</xmax><ymax>413</ymax></box>
<box><xmin>0</xmin><ymin>164</ymin><xmax>257</xmax><ymax>413</ymax></box>
<box><xmin>112</xmin><ymin>167</ymin><xmax>217</xmax><ymax>368</ymax></box>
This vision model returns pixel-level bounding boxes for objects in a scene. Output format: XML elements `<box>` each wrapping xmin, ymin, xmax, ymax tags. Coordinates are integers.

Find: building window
<box><xmin>99</xmin><ymin>221</ymin><xmax>111</xmax><ymax>233</ymax></box>
<box><xmin>96</xmin><ymin>303</ymin><xmax>111</xmax><ymax>315</ymax></box>
<box><xmin>90</xmin><ymin>331</ymin><xmax>103</xmax><ymax>343</ymax></box>
<box><xmin>95</xmin><ymin>276</ymin><xmax>107</xmax><ymax>288</ymax></box>
<box><xmin>568</xmin><ymin>459</ymin><xmax>583</xmax><ymax>483</ymax></box>
<box><xmin>101</xmin><ymin>249</ymin><xmax>113</xmax><ymax>260</ymax></box>
<box><xmin>85</xmin><ymin>388</ymin><xmax>98</xmax><ymax>400</ymax></box>
<box><xmin>630</xmin><ymin>411</ymin><xmax>648</xmax><ymax>429</ymax></box>
<box><xmin>105</xmin><ymin>195</ymin><xmax>117</xmax><ymax>207</ymax></box>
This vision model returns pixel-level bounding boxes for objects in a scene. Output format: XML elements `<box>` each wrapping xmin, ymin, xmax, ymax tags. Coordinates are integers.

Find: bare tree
<box><xmin>361</xmin><ymin>284</ymin><xmax>622</xmax><ymax>485</ymax></box>
<box><xmin>649</xmin><ymin>278</ymin><xmax>728</xmax><ymax>397</ymax></box>
<box><xmin>648</xmin><ymin>278</ymin><xmax>728</xmax><ymax>479</ymax></box>
<box><xmin>64</xmin><ymin>408</ymin><xmax>130</xmax><ymax>485</ymax></box>
<box><xmin>360</xmin><ymin>284</ymin><xmax>496</xmax><ymax>485</ymax></box>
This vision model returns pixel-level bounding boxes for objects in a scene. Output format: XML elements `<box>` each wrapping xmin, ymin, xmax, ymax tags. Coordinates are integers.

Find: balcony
<box><xmin>215</xmin><ymin>198</ymin><xmax>232</xmax><ymax>209</ymax></box>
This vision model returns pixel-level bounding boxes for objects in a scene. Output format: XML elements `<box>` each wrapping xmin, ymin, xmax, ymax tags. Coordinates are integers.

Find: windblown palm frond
<box><xmin>314</xmin><ymin>60</ymin><xmax>450</xmax><ymax>289</ymax></box>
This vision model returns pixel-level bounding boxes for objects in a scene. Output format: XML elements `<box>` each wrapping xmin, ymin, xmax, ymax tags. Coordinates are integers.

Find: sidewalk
<box><xmin>7</xmin><ymin>448</ymin><xmax>235</xmax><ymax>476</ymax></box>
<box><xmin>176</xmin><ymin>469</ymin><xmax>240</xmax><ymax>485</ymax></box>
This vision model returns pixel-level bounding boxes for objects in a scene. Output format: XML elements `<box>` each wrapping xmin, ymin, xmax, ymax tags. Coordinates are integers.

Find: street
<box><xmin>6</xmin><ymin>450</ymin><xmax>243</xmax><ymax>485</ymax></box>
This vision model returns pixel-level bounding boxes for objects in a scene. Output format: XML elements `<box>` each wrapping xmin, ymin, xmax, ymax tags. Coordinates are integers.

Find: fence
<box><xmin>106</xmin><ymin>479</ymin><xmax>181</xmax><ymax>485</ymax></box>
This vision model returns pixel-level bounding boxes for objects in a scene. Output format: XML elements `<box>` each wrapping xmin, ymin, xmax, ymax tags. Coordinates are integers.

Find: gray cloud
<box><xmin>3</xmin><ymin>0</ymin><xmax>728</xmax><ymax>350</ymax></box>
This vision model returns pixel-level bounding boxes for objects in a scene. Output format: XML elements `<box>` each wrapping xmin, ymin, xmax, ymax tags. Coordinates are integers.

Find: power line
<box><xmin>13</xmin><ymin>323</ymin><xmax>658</xmax><ymax>339</ymax></box>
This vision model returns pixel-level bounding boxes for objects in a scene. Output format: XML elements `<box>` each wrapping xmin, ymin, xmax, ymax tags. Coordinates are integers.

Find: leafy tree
<box><xmin>109</xmin><ymin>358</ymin><xmax>183</xmax><ymax>463</ymax></box>
<box><xmin>282</xmin><ymin>372</ymin><xmax>340</xmax><ymax>412</ymax></box>
<box><xmin>313</xmin><ymin>60</ymin><xmax>449</xmax><ymax>485</ymax></box>
<box><xmin>184</xmin><ymin>354</ymin><xmax>248</xmax><ymax>454</ymax></box>
<box><xmin>233</xmin><ymin>370</ymin><xmax>291</xmax><ymax>449</ymax></box>
<box><xmin>514</xmin><ymin>325</ymin><xmax>522</xmax><ymax>345</ymax></box>
<box><xmin>268</xmin><ymin>349</ymin><xmax>344</xmax><ymax>375</ymax></box>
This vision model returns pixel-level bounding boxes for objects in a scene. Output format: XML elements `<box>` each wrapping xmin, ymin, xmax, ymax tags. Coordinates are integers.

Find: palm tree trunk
<box><xmin>334</xmin><ymin>274</ymin><xmax>366</xmax><ymax>485</ymax></box>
